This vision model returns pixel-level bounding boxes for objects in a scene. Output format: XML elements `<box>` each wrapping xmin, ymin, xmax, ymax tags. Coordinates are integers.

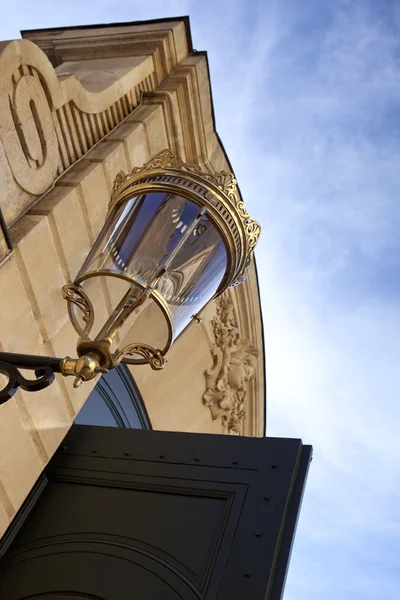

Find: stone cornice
<box><xmin>0</xmin><ymin>39</ymin><xmax>155</xmax><ymax>229</ymax></box>
<box><xmin>22</xmin><ymin>21</ymin><xmax>190</xmax><ymax>85</ymax></box>
<box><xmin>0</xmin><ymin>22</ymin><xmax>191</xmax><ymax>229</ymax></box>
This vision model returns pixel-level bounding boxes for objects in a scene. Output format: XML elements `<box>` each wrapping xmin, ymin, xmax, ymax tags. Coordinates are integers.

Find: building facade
<box><xmin>0</xmin><ymin>18</ymin><xmax>265</xmax><ymax>539</ymax></box>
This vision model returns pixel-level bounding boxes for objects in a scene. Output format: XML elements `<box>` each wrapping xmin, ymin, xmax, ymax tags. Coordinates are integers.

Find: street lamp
<box><xmin>0</xmin><ymin>150</ymin><xmax>260</xmax><ymax>403</ymax></box>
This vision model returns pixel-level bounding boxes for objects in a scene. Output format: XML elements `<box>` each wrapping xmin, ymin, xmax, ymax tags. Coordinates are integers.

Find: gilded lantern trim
<box><xmin>109</xmin><ymin>149</ymin><xmax>261</xmax><ymax>289</ymax></box>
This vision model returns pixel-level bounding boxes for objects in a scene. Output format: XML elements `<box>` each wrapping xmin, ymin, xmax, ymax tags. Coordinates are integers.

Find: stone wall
<box><xmin>0</xmin><ymin>19</ymin><xmax>265</xmax><ymax>538</ymax></box>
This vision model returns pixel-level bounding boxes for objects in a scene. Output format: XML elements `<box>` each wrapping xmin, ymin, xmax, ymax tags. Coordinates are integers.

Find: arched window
<box><xmin>75</xmin><ymin>364</ymin><xmax>151</xmax><ymax>429</ymax></box>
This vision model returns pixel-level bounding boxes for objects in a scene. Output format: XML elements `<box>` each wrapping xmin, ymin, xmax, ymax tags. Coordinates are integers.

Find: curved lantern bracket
<box><xmin>114</xmin><ymin>343</ymin><xmax>165</xmax><ymax>370</ymax></box>
<box><xmin>0</xmin><ymin>358</ymin><xmax>56</xmax><ymax>404</ymax></box>
<box><xmin>62</xmin><ymin>280</ymin><xmax>166</xmax><ymax>373</ymax></box>
<box><xmin>62</xmin><ymin>283</ymin><xmax>94</xmax><ymax>340</ymax></box>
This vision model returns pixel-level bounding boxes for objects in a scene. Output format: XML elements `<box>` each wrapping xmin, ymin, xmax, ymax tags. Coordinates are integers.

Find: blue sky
<box><xmin>1</xmin><ymin>1</ymin><xmax>400</xmax><ymax>598</ymax></box>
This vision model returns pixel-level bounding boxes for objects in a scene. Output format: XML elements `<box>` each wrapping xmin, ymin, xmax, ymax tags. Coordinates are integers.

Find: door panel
<box><xmin>0</xmin><ymin>426</ymin><xmax>311</xmax><ymax>599</ymax></box>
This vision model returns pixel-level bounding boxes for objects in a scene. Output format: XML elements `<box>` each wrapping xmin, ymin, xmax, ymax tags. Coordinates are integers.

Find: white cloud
<box><xmin>191</xmin><ymin>2</ymin><xmax>400</xmax><ymax>598</ymax></box>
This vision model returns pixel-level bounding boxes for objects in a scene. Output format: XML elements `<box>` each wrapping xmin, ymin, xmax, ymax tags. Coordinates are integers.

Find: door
<box><xmin>0</xmin><ymin>426</ymin><xmax>311</xmax><ymax>599</ymax></box>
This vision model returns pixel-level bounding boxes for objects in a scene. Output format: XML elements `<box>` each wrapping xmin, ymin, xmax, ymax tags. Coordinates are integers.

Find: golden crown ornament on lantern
<box><xmin>109</xmin><ymin>149</ymin><xmax>261</xmax><ymax>287</ymax></box>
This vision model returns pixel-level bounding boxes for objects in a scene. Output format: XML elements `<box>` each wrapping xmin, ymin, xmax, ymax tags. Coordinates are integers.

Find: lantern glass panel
<box><xmin>75</xmin><ymin>190</ymin><xmax>227</xmax><ymax>349</ymax></box>
<box><xmin>114</xmin><ymin>282</ymin><xmax>171</xmax><ymax>353</ymax></box>
<box><xmin>156</xmin><ymin>214</ymin><xmax>227</xmax><ymax>338</ymax></box>
<box><xmin>78</xmin><ymin>191</ymin><xmax>199</xmax><ymax>284</ymax></box>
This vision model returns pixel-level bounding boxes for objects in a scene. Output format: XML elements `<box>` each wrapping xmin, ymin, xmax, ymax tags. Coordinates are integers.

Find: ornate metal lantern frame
<box><xmin>0</xmin><ymin>150</ymin><xmax>260</xmax><ymax>403</ymax></box>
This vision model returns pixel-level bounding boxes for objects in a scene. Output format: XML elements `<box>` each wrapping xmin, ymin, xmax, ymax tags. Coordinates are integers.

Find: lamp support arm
<box><xmin>0</xmin><ymin>351</ymin><xmax>101</xmax><ymax>405</ymax></box>
<box><xmin>0</xmin><ymin>352</ymin><xmax>64</xmax><ymax>373</ymax></box>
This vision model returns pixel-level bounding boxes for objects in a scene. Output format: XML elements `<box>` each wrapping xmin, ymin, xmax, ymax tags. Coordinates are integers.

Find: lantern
<box><xmin>62</xmin><ymin>150</ymin><xmax>260</xmax><ymax>387</ymax></box>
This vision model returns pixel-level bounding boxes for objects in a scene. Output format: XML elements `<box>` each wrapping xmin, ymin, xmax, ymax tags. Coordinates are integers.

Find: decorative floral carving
<box><xmin>203</xmin><ymin>294</ymin><xmax>258</xmax><ymax>435</ymax></box>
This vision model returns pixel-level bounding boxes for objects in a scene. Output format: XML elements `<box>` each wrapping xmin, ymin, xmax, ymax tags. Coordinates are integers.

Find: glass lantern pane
<box><xmin>75</xmin><ymin>190</ymin><xmax>227</xmax><ymax>350</ymax></box>
<box><xmin>115</xmin><ymin>288</ymin><xmax>170</xmax><ymax>355</ymax></box>
<box><xmin>77</xmin><ymin>275</ymin><xmax>170</xmax><ymax>353</ymax></box>
<box><xmin>77</xmin><ymin>192</ymin><xmax>199</xmax><ymax>286</ymax></box>
<box><xmin>156</xmin><ymin>214</ymin><xmax>227</xmax><ymax>338</ymax></box>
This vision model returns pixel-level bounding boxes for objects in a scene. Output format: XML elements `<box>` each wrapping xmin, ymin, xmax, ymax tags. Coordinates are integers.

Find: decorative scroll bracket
<box><xmin>114</xmin><ymin>343</ymin><xmax>165</xmax><ymax>370</ymax></box>
<box><xmin>0</xmin><ymin>359</ymin><xmax>55</xmax><ymax>404</ymax></box>
<box><xmin>62</xmin><ymin>283</ymin><xmax>94</xmax><ymax>340</ymax></box>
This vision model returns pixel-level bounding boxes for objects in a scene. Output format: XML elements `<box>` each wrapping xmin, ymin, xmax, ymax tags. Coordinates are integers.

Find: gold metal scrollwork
<box><xmin>111</xmin><ymin>171</ymin><xmax>129</xmax><ymax>199</ymax></box>
<box><xmin>114</xmin><ymin>343</ymin><xmax>165</xmax><ymax>370</ymax></box>
<box><xmin>62</xmin><ymin>281</ymin><xmax>165</xmax><ymax>371</ymax></box>
<box><xmin>62</xmin><ymin>283</ymin><xmax>94</xmax><ymax>340</ymax></box>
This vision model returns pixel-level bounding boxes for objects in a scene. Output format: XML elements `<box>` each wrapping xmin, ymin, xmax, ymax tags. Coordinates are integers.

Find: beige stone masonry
<box><xmin>130</xmin><ymin>320</ymin><xmax>223</xmax><ymax>434</ymax></box>
<box><xmin>13</xmin><ymin>215</ymin><xmax>68</xmax><ymax>341</ymax></box>
<box><xmin>231</xmin><ymin>261</ymin><xmax>265</xmax><ymax>437</ymax></box>
<box><xmin>0</xmin><ymin>398</ymin><xmax>43</xmax><ymax>513</ymax></box>
<box><xmin>0</xmin><ymin>19</ymin><xmax>265</xmax><ymax>540</ymax></box>
<box><xmin>128</xmin><ymin>104</ymin><xmax>169</xmax><ymax>157</ymax></box>
<box><xmin>55</xmin><ymin>56</ymin><xmax>152</xmax><ymax>93</ymax></box>
<box><xmin>30</xmin><ymin>186</ymin><xmax>91</xmax><ymax>282</ymax></box>
<box><xmin>0</xmin><ymin>496</ymin><xmax>9</xmax><ymax>533</ymax></box>
<box><xmin>0</xmin><ymin>20</ymin><xmax>191</xmax><ymax>236</ymax></box>
<box><xmin>0</xmin><ymin>138</ymin><xmax>33</xmax><ymax>241</ymax></box>
<box><xmin>108</xmin><ymin>120</ymin><xmax>149</xmax><ymax>174</ymax></box>
<box><xmin>0</xmin><ymin>256</ymin><xmax>75</xmax><ymax>458</ymax></box>
<box><xmin>0</xmin><ymin>40</ymin><xmax>154</xmax><ymax>227</ymax></box>
<box><xmin>86</xmin><ymin>139</ymin><xmax>129</xmax><ymax>192</ymax></box>
<box><xmin>55</xmin><ymin>160</ymin><xmax>110</xmax><ymax>242</ymax></box>
<box><xmin>17</xmin><ymin>378</ymin><xmax>72</xmax><ymax>458</ymax></box>
<box><xmin>0</xmin><ymin>256</ymin><xmax>43</xmax><ymax>354</ymax></box>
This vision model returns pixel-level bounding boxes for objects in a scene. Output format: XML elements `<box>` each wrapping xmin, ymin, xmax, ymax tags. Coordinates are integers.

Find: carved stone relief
<box><xmin>3</xmin><ymin>65</ymin><xmax>59</xmax><ymax>195</ymax></box>
<box><xmin>203</xmin><ymin>294</ymin><xmax>259</xmax><ymax>435</ymax></box>
<box><xmin>0</xmin><ymin>40</ymin><xmax>154</xmax><ymax>221</ymax></box>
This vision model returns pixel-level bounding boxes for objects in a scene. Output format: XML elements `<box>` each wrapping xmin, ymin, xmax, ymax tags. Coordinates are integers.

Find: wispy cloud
<box><xmin>190</xmin><ymin>2</ymin><xmax>400</xmax><ymax>599</ymax></box>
